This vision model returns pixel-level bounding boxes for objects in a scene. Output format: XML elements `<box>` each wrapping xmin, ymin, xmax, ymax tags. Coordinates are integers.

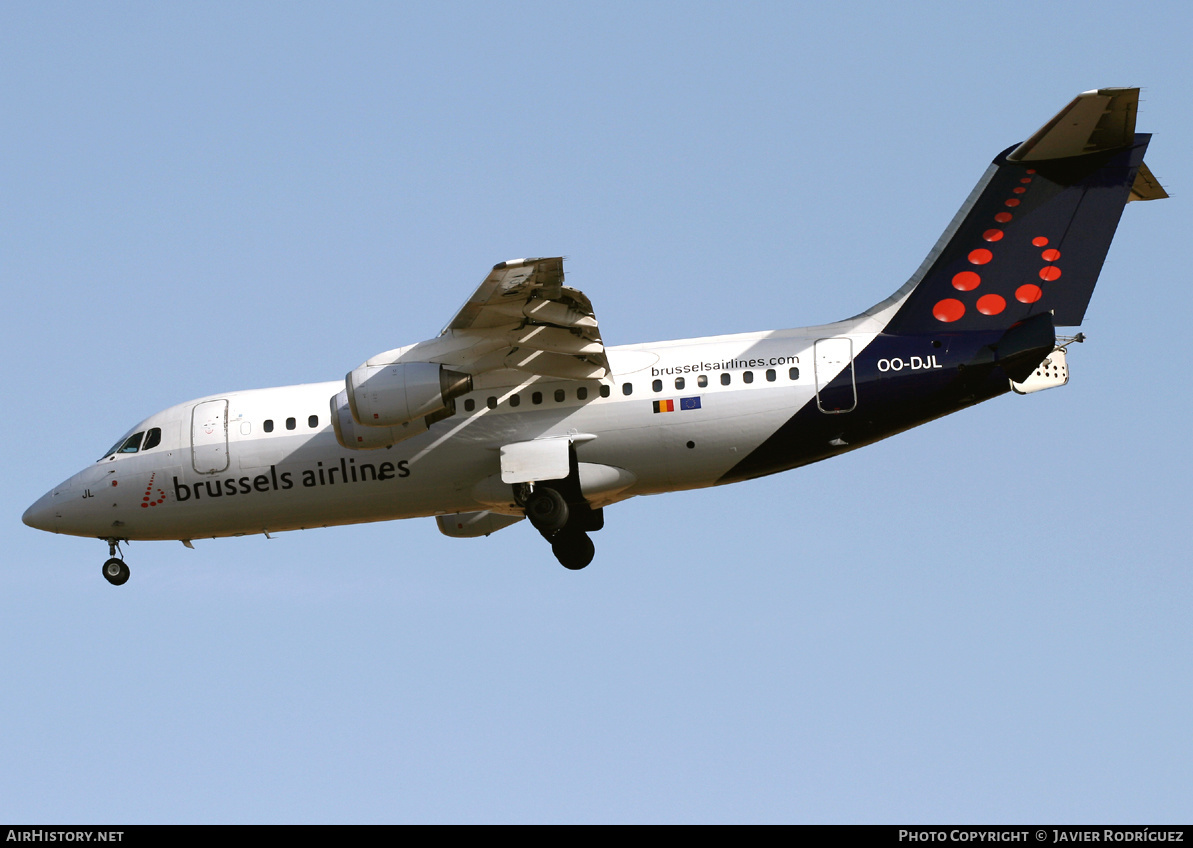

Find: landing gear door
<box><xmin>500</xmin><ymin>438</ymin><xmax>571</xmax><ymax>484</ymax></box>
<box><xmin>815</xmin><ymin>337</ymin><xmax>856</xmax><ymax>414</ymax></box>
<box><xmin>192</xmin><ymin>399</ymin><xmax>229</xmax><ymax>474</ymax></box>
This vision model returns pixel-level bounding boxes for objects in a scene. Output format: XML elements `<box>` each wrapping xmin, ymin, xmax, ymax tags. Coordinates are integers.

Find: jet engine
<box><xmin>345</xmin><ymin>362</ymin><xmax>472</xmax><ymax>428</ymax></box>
<box><xmin>330</xmin><ymin>390</ymin><xmax>428</xmax><ymax>450</ymax></box>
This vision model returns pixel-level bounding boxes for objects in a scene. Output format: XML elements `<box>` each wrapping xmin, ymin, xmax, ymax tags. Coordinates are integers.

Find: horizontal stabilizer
<box><xmin>1008</xmin><ymin>88</ymin><xmax>1140</xmax><ymax>161</ymax></box>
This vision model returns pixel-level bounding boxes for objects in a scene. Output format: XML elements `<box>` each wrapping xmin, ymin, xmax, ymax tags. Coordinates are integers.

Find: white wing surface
<box><xmin>350</xmin><ymin>257</ymin><xmax>609</xmax><ymax>396</ymax></box>
<box><xmin>429</xmin><ymin>257</ymin><xmax>610</xmax><ymax>381</ymax></box>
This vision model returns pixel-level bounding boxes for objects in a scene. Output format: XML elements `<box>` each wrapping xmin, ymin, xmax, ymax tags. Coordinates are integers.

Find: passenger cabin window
<box><xmin>675</xmin><ymin>377</ymin><xmax>685</xmax><ymax>390</ymax></box>
<box><xmin>652</xmin><ymin>379</ymin><xmax>662</xmax><ymax>393</ymax></box>
<box><xmin>697</xmin><ymin>375</ymin><xmax>708</xmax><ymax>388</ymax></box>
<box><xmin>487</xmin><ymin>397</ymin><xmax>498</xmax><ymax>410</ymax></box>
<box><xmin>264</xmin><ymin>419</ymin><xmax>274</xmax><ymax>433</ymax></box>
<box><xmin>554</xmin><ymin>389</ymin><xmax>565</xmax><ymax>403</ymax></box>
<box><xmin>622</xmin><ymin>383</ymin><xmax>633</xmax><ymax>396</ymax></box>
<box><xmin>286</xmin><ymin>417</ymin><xmax>296</xmax><ymax>430</ymax></box>
<box><xmin>743</xmin><ymin>371</ymin><xmax>754</xmax><ymax>384</ymax></box>
<box><xmin>532</xmin><ymin>392</ymin><xmax>543</xmax><ymax>405</ymax></box>
<box><xmin>510</xmin><ymin>394</ymin><xmax>521</xmax><ymax>407</ymax></box>
<box><xmin>600</xmin><ymin>384</ymin><xmax>610</xmax><ymax>398</ymax></box>
<box><xmin>577</xmin><ymin>387</ymin><xmax>588</xmax><ymax>400</ymax></box>
<box><xmin>308</xmin><ymin>415</ymin><xmax>318</xmax><ymax>428</ymax></box>
<box><xmin>142</xmin><ymin>428</ymin><xmax>162</xmax><ymax>451</ymax></box>
<box><xmin>766</xmin><ymin>369</ymin><xmax>776</xmax><ymax>382</ymax></box>
<box><xmin>464</xmin><ymin>398</ymin><xmax>475</xmax><ymax>412</ymax></box>
<box><xmin>720</xmin><ymin>373</ymin><xmax>731</xmax><ymax>386</ymax></box>
<box><xmin>789</xmin><ymin>366</ymin><xmax>800</xmax><ymax>380</ymax></box>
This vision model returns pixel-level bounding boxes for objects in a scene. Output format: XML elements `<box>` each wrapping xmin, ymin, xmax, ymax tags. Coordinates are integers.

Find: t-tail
<box><xmin>719</xmin><ymin>88</ymin><xmax>1165</xmax><ymax>484</ymax></box>
<box><xmin>881</xmin><ymin>87</ymin><xmax>1165</xmax><ymax>339</ymax></box>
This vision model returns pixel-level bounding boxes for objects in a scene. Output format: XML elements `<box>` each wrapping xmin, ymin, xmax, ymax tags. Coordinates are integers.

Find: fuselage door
<box><xmin>192</xmin><ymin>399</ymin><xmax>230</xmax><ymax>473</ymax></box>
<box><xmin>814</xmin><ymin>338</ymin><xmax>856</xmax><ymax>414</ymax></box>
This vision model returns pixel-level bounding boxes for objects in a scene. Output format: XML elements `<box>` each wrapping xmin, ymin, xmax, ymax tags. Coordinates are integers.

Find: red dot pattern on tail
<box><xmin>952</xmin><ymin>271</ymin><xmax>981</xmax><ymax>291</ymax></box>
<box><xmin>932</xmin><ymin>167</ymin><xmax>1065</xmax><ymax>324</ymax></box>
<box><xmin>933</xmin><ymin>299</ymin><xmax>965</xmax><ymax>322</ymax></box>
<box><xmin>977</xmin><ymin>294</ymin><xmax>1006</xmax><ymax>315</ymax></box>
<box><xmin>1016</xmin><ymin>284</ymin><xmax>1043</xmax><ymax>303</ymax></box>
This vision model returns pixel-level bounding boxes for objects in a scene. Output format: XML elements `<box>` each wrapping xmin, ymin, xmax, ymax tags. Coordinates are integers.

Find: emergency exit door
<box><xmin>814</xmin><ymin>338</ymin><xmax>856</xmax><ymax>414</ymax></box>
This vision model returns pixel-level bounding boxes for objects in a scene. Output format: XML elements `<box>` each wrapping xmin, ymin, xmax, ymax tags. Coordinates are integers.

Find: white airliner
<box><xmin>24</xmin><ymin>88</ymin><xmax>1166</xmax><ymax>584</ymax></box>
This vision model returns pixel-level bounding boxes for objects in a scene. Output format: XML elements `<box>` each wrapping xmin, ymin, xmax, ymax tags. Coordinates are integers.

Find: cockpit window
<box><xmin>118</xmin><ymin>432</ymin><xmax>145</xmax><ymax>454</ymax></box>
<box><xmin>99</xmin><ymin>427</ymin><xmax>160</xmax><ymax>461</ymax></box>
<box><xmin>142</xmin><ymin>428</ymin><xmax>162</xmax><ymax>451</ymax></box>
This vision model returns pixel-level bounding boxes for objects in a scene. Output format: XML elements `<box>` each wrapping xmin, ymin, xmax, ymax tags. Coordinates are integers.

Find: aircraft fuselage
<box><xmin>27</xmin><ymin>322</ymin><xmax>1005</xmax><ymax>543</ymax></box>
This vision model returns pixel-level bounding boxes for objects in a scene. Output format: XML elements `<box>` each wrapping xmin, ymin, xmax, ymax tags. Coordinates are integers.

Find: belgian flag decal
<box><xmin>653</xmin><ymin>397</ymin><xmax>702</xmax><ymax>413</ymax></box>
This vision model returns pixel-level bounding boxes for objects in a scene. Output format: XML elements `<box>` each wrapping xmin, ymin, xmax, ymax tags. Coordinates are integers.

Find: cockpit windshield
<box><xmin>118</xmin><ymin>432</ymin><xmax>144</xmax><ymax>454</ymax></box>
<box><xmin>98</xmin><ymin>427</ymin><xmax>162</xmax><ymax>461</ymax></box>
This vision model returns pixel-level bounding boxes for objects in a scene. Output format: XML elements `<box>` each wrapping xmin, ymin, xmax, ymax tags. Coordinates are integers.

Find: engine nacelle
<box><xmin>345</xmin><ymin>362</ymin><xmax>472</xmax><ymax>428</ymax></box>
<box><xmin>330</xmin><ymin>390</ymin><xmax>428</xmax><ymax>450</ymax></box>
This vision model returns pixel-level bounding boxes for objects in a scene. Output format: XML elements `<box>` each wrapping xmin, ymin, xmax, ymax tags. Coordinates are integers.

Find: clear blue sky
<box><xmin>3</xmin><ymin>1</ymin><xmax>1190</xmax><ymax>823</ymax></box>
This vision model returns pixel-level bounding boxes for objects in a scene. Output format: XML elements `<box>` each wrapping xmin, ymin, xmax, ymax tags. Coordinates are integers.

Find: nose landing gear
<box><xmin>102</xmin><ymin>539</ymin><xmax>130</xmax><ymax>586</ymax></box>
<box><xmin>102</xmin><ymin>558</ymin><xmax>130</xmax><ymax>585</ymax></box>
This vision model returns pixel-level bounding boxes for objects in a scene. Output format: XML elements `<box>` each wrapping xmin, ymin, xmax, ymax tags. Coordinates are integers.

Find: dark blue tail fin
<box><xmin>883</xmin><ymin>88</ymin><xmax>1164</xmax><ymax>336</ymax></box>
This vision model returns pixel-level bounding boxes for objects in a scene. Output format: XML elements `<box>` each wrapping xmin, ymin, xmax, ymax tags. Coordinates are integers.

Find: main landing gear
<box><xmin>521</xmin><ymin>484</ymin><xmax>601</xmax><ymax>571</ymax></box>
<box><xmin>102</xmin><ymin>539</ymin><xmax>130</xmax><ymax>586</ymax></box>
<box><xmin>551</xmin><ymin>530</ymin><xmax>596</xmax><ymax>571</ymax></box>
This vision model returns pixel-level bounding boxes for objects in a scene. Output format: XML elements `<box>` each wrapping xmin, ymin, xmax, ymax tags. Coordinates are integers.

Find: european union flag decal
<box><xmin>680</xmin><ymin>396</ymin><xmax>701</xmax><ymax>411</ymax></box>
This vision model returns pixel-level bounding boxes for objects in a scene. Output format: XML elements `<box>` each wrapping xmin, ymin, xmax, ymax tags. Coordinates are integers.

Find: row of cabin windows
<box><xmin>646</xmin><ymin>367</ymin><xmax>799</xmax><ymax>393</ymax></box>
<box><xmin>463</xmin><ymin>384</ymin><xmax>612</xmax><ymax>412</ymax></box>
<box><xmin>107</xmin><ymin>367</ymin><xmax>801</xmax><ymax>455</ymax></box>
<box><xmin>262</xmin><ymin>415</ymin><xmax>319</xmax><ymax>433</ymax></box>
<box><xmin>102</xmin><ymin>366</ymin><xmax>800</xmax><ymax>456</ymax></box>
<box><xmin>461</xmin><ymin>366</ymin><xmax>802</xmax><ymax>411</ymax></box>
<box><xmin>104</xmin><ymin>365</ymin><xmax>801</xmax><ymax>456</ymax></box>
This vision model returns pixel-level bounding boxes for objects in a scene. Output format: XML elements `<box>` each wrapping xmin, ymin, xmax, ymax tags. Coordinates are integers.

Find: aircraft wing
<box><xmin>433</xmin><ymin>257</ymin><xmax>610</xmax><ymax>381</ymax></box>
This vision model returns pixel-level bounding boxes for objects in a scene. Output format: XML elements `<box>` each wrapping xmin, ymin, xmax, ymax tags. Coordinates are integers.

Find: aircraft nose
<box><xmin>22</xmin><ymin>491</ymin><xmax>59</xmax><ymax>533</ymax></box>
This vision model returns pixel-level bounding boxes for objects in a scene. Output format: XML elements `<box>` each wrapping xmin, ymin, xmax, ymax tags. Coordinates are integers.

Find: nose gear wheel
<box><xmin>102</xmin><ymin>558</ymin><xmax>130</xmax><ymax>586</ymax></box>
